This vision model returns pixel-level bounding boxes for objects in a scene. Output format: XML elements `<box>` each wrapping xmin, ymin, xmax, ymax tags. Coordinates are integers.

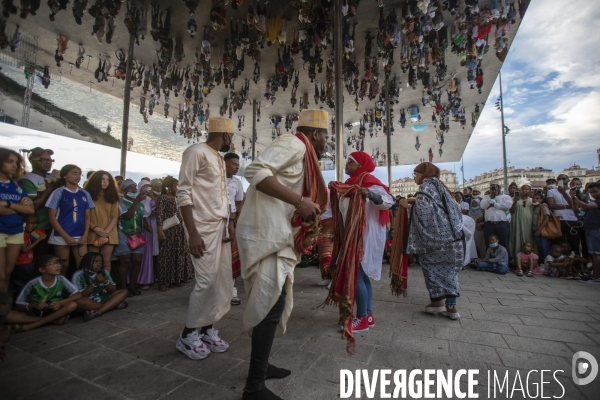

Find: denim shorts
<box><xmin>113</xmin><ymin>230</ymin><xmax>145</xmax><ymax>257</ymax></box>
<box><xmin>586</xmin><ymin>229</ymin><xmax>600</xmax><ymax>254</ymax></box>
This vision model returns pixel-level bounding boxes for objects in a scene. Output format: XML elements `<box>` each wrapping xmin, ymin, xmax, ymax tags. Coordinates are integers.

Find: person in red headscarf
<box><xmin>328</xmin><ymin>151</ymin><xmax>394</xmax><ymax>334</ymax></box>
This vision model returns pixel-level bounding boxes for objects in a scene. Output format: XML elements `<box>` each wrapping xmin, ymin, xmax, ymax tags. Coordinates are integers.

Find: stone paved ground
<box><xmin>1</xmin><ymin>264</ymin><xmax>599</xmax><ymax>400</ymax></box>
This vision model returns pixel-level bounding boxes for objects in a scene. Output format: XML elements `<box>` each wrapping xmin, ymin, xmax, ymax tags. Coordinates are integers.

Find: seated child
<box><xmin>10</xmin><ymin>214</ymin><xmax>46</xmax><ymax>294</ymax></box>
<box><xmin>6</xmin><ymin>255</ymin><xmax>81</xmax><ymax>332</ymax></box>
<box><xmin>560</xmin><ymin>242</ymin><xmax>587</xmax><ymax>279</ymax></box>
<box><xmin>516</xmin><ymin>241</ymin><xmax>539</xmax><ymax>277</ymax></box>
<box><xmin>544</xmin><ymin>245</ymin><xmax>568</xmax><ymax>277</ymax></box>
<box><xmin>474</xmin><ymin>235</ymin><xmax>509</xmax><ymax>274</ymax></box>
<box><xmin>71</xmin><ymin>252</ymin><xmax>128</xmax><ymax>321</ymax></box>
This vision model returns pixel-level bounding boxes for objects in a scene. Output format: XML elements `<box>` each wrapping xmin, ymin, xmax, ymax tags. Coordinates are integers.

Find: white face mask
<box><xmin>532</xmin><ymin>202</ymin><xmax>540</xmax><ymax>206</ymax></box>
<box><xmin>549</xmin><ymin>184</ymin><xmax>557</xmax><ymax>190</ymax></box>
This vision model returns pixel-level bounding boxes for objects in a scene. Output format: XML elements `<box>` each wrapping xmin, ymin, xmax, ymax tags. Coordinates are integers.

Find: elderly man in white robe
<box><xmin>237</xmin><ymin>109</ymin><xmax>328</xmax><ymax>400</ymax></box>
<box><xmin>175</xmin><ymin>116</ymin><xmax>235</xmax><ymax>360</ymax></box>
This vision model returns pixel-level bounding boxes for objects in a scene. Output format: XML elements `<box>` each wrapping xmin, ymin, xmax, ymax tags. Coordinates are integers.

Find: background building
<box><xmin>556</xmin><ymin>164</ymin><xmax>600</xmax><ymax>185</ymax></box>
<box><xmin>463</xmin><ymin>166</ymin><xmax>555</xmax><ymax>193</ymax></box>
<box><xmin>391</xmin><ymin>170</ymin><xmax>459</xmax><ymax>197</ymax></box>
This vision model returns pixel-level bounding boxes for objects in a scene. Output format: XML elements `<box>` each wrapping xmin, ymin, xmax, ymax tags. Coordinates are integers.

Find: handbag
<box><xmin>536</xmin><ymin>210</ymin><xmax>562</xmax><ymax>240</ymax></box>
<box><xmin>162</xmin><ymin>214</ymin><xmax>180</xmax><ymax>231</ymax></box>
<box><xmin>126</xmin><ymin>213</ymin><xmax>146</xmax><ymax>250</ymax></box>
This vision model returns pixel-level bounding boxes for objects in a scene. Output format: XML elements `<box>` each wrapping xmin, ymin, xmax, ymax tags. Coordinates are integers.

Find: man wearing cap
<box><xmin>237</xmin><ymin>109</ymin><xmax>327</xmax><ymax>400</ymax></box>
<box><xmin>175</xmin><ymin>116</ymin><xmax>235</xmax><ymax>361</ymax></box>
<box><xmin>19</xmin><ymin>148</ymin><xmax>56</xmax><ymax>258</ymax></box>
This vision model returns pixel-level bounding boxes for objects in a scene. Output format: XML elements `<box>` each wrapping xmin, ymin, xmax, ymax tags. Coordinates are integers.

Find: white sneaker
<box><xmin>327</xmin><ymin>281</ymin><xmax>331</xmax><ymax>290</ymax></box>
<box><xmin>201</xmin><ymin>328</ymin><xmax>229</xmax><ymax>353</ymax></box>
<box><xmin>317</xmin><ymin>279</ymin><xmax>331</xmax><ymax>287</ymax></box>
<box><xmin>176</xmin><ymin>331</ymin><xmax>211</xmax><ymax>360</ymax></box>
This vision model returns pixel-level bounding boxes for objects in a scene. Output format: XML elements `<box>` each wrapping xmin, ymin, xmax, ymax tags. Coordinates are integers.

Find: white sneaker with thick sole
<box><xmin>176</xmin><ymin>331</ymin><xmax>211</xmax><ymax>360</ymax></box>
<box><xmin>317</xmin><ymin>279</ymin><xmax>331</xmax><ymax>287</ymax></box>
<box><xmin>202</xmin><ymin>328</ymin><xmax>229</xmax><ymax>353</ymax></box>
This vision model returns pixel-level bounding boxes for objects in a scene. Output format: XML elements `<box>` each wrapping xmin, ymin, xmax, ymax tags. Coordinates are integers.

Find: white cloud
<box><xmin>464</xmin><ymin>0</ymin><xmax>600</xmax><ymax>180</ymax></box>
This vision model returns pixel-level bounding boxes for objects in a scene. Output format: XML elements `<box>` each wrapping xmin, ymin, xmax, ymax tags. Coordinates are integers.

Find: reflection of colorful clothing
<box><xmin>71</xmin><ymin>270</ymin><xmax>115</xmax><ymax>303</ymax></box>
<box><xmin>318</xmin><ymin>218</ymin><xmax>334</xmax><ymax>279</ymax></box>
<box><xmin>46</xmin><ymin>187</ymin><xmax>94</xmax><ymax>237</ymax></box>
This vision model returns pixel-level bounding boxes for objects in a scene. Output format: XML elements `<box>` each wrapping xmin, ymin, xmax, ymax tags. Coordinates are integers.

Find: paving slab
<box><xmin>98</xmin><ymin>360</ymin><xmax>189</xmax><ymax>400</ymax></box>
<box><xmin>3</xmin><ymin>264</ymin><xmax>600</xmax><ymax>399</ymax></box>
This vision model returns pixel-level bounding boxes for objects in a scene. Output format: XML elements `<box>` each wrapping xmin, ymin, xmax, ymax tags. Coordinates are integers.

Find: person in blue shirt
<box><xmin>45</xmin><ymin>164</ymin><xmax>94</xmax><ymax>273</ymax></box>
<box><xmin>0</xmin><ymin>148</ymin><xmax>34</xmax><ymax>292</ymax></box>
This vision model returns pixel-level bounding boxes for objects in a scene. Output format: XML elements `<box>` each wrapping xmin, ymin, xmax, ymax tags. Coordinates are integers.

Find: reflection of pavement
<box><xmin>0</xmin><ymin>92</ymin><xmax>89</xmax><ymax>142</ymax></box>
<box><xmin>2</xmin><ymin>266</ymin><xmax>598</xmax><ymax>399</ymax></box>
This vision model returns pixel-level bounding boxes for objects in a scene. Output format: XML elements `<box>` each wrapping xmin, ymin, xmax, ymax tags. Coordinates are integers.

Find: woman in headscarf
<box><xmin>469</xmin><ymin>198</ymin><xmax>487</xmax><ymax>258</ymax></box>
<box><xmin>327</xmin><ymin>151</ymin><xmax>394</xmax><ymax>338</ymax></box>
<box><xmin>400</xmin><ymin>162</ymin><xmax>464</xmax><ymax>319</ymax></box>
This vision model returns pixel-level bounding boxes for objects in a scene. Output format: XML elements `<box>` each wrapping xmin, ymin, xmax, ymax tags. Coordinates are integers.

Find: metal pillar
<box><xmin>21</xmin><ymin>63</ymin><xmax>35</xmax><ymax>128</ymax></box>
<box><xmin>499</xmin><ymin>71</ymin><xmax>508</xmax><ymax>194</ymax></box>
<box><xmin>120</xmin><ymin>36</ymin><xmax>135</xmax><ymax>178</ymax></box>
<box><xmin>334</xmin><ymin>0</ymin><xmax>344</xmax><ymax>181</ymax></box>
<box><xmin>385</xmin><ymin>76</ymin><xmax>392</xmax><ymax>188</ymax></box>
<box><xmin>251</xmin><ymin>100</ymin><xmax>257</xmax><ymax>160</ymax></box>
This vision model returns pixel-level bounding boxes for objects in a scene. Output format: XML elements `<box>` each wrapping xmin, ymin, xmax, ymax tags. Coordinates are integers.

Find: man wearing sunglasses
<box><xmin>18</xmin><ymin>147</ymin><xmax>56</xmax><ymax>258</ymax></box>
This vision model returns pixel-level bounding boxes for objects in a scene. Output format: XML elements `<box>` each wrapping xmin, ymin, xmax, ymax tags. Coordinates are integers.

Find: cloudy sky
<box><xmin>460</xmin><ymin>0</ymin><xmax>600</xmax><ymax>180</ymax></box>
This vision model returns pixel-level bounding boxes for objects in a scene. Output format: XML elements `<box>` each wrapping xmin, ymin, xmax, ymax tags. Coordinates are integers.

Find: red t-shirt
<box><xmin>16</xmin><ymin>232</ymin><xmax>33</xmax><ymax>265</ymax></box>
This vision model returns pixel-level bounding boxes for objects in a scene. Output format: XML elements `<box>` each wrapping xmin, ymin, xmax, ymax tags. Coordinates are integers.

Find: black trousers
<box><xmin>483</xmin><ymin>221</ymin><xmax>510</xmax><ymax>251</ymax></box>
<box><xmin>244</xmin><ymin>285</ymin><xmax>287</xmax><ymax>393</ymax></box>
<box><xmin>559</xmin><ymin>220</ymin><xmax>583</xmax><ymax>256</ymax></box>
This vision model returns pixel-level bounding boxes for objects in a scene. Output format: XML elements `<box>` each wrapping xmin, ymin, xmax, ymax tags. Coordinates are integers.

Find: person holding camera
<box><xmin>480</xmin><ymin>183</ymin><xmax>512</xmax><ymax>251</ymax></box>
<box><xmin>546</xmin><ymin>175</ymin><xmax>582</xmax><ymax>255</ymax></box>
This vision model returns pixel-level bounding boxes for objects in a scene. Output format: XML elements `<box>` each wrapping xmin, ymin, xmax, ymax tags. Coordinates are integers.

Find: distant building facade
<box><xmin>390</xmin><ymin>169</ymin><xmax>459</xmax><ymax>197</ymax></box>
<box><xmin>463</xmin><ymin>167</ymin><xmax>555</xmax><ymax>193</ymax></box>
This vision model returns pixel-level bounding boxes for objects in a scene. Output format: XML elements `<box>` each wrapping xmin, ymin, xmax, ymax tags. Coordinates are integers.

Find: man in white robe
<box><xmin>175</xmin><ymin>116</ymin><xmax>235</xmax><ymax>360</ymax></box>
<box><xmin>237</xmin><ymin>110</ymin><xmax>328</xmax><ymax>400</ymax></box>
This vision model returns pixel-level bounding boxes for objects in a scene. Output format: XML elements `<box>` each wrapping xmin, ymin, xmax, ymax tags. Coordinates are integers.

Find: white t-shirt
<box><xmin>227</xmin><ymin>176</ymin><xmax>244</xmax><ymax>213</ymax></box>
<box><xmin>547</xmin><ymin>188</ymin><xmax>577</xmax><ymax>221</ymax></box>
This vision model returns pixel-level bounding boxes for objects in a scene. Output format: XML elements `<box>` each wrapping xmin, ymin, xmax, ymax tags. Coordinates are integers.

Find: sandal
<box><xmin>53</xmin><ymin>315</ymin><xmax>69</xmax><ymax>326</ymax></box>
<box><xmin>83</xmin><ymin>310</ymin><xmax>102</xmax><ymax>322</ymax></box>
<box><xmin>5</xmin><ymin>323</ymin><xmax>25</xmax><ymax>333</ymax></box>
<box><xmin>115</xmin><ymin>301</ymin><xmax>128</xmax><ymax>310</ymax></box>
<box><xmin>172</xmin><ymin>282</ymin><xmax>185</xmax><ymax>287</ymax></box>
<box><xmin>516</xmin><ymin>270</ymin><xmax>523</xmax><ymax>277</ymax></box>
<box><xmin>158</xmin><ymin>285</ymin><xmax>170</xmax><ymax>292</ymax></box>
<box><xmin>128</xmin><ymin>289</ymin><xmax>142</xmax><ymax>296</ymax></box>
<box><xmin>527</xmin><ymin>271</ymin><xmax>534</xmax><ymax>277</ymax></box>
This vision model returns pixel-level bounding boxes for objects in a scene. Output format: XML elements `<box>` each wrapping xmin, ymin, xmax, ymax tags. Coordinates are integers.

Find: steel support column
<box><xmin>251</xmin><ymin>100</ymin><xmax>257</xmax><ymax>160</ymax></box>
<box><xmin>499</xmin><ymin>71</ymin><xmax>508</xmax><ymax>194</ymax></box>
<box><xmin>385</xmin><ymin>76</ymin><xmax>392</xmax><ymax>188</ymax></box>
<box><xmin>120</xmin><ymin>35</ymin><xmax>135</xmax><ymax>178</ymax></box>
<box><xmin>334</xmin><ymin>0</ymin><xmax>344</xmax><ymax>181</ymax></box>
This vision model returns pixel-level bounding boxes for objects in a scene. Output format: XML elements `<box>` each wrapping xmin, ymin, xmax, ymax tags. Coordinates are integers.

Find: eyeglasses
<box><xmin>33</xmin><ymin>158</ymin><xmax>55</xmax><ymax>163</ymax></box>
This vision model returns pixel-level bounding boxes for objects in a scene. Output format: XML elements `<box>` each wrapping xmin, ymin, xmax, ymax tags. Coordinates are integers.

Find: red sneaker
<box><xmin>351</xmin><ymin>316</ymin><xmax>369</xmax><ymax>332</ymax></box>
<box><xmin>366</xmin><ymin>313</ymin><xmax>375</xmax><ymax>327</ymax></box>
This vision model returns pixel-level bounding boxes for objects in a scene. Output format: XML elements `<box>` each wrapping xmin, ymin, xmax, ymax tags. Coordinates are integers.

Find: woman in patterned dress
<box><xmin>156</xmin><ymin>177</ymin><xmax>192</xmax><ymax>292</ymax></box>
<box><xmin>400</xmin><ymin>162</ymin><xmax>464</xmax><ymax>320</ymax></box>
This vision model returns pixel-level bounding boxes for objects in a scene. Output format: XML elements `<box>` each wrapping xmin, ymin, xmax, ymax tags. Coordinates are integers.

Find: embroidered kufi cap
<box><xmin>297</xmin><ymin>109</ymin><xmax>329</xmax><ymax>130</ymax></box>
<box><xmin>208</xmin><ymin>116</ymin><xmax>234</xmax><ymax>133</ymax></box>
